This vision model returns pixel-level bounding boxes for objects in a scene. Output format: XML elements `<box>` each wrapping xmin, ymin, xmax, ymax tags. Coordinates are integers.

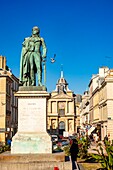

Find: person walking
<box><xmin>104</xmin><ymin>135</ymin><xmax>108</xmax><ymax>145</ymax></box>
<box><xmin>70</xmin><ymin>139</ymin><xmax>79</xmax><ymax>170</ymax></box>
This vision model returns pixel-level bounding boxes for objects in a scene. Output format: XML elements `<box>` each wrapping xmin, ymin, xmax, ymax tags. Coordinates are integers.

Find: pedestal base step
<box><xmin>11</xmin><ymin>132</ymin><xmax>52</xmax><ymax>154</ymax></box>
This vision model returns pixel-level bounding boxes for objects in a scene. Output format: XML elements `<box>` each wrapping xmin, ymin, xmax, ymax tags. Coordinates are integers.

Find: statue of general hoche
<box><xmin>19</xmin><ymin>26</ymin><xmax>47</xmax><ymax>87</ymax></box>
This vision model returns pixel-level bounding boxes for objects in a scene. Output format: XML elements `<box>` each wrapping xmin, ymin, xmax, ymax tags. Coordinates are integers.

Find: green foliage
<box><xmin>56</xmin><ymin>145</ymin><xmax>62</xmax><ymax>151</ymax></box>
<box><xmin>0</xmin><ymin>144</ymin><xmax>10</xmax><ymax>154</ymax></box>
<box><xmin>53</xmin><ymin>143</ymin><xmax>63</xmax><ymax>153</ymax></box>
<box><xmin>91</xmin><ymin>141</ymin><xmax>113</xmax><ymax>170</ymax></box>
<box><xmin>63</xmin><ymin>136</ymin><xmax>91</xmax><ymax>159</ymax></box>
<box><xmin>78</xmin><ymin>136</ymin><xmax>89</xmax><ymax>159</ymax></box>
<box><xmin>63</xmin><ymin>144</ymin><xmax>71</xmax><ymax>156</ymax></box>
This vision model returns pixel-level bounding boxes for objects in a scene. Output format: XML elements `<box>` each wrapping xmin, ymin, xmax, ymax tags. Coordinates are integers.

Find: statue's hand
<box><xmin>42</xmin><ymin>55</ymin><xmax>46</xmax><ymax>58</ymax></box>
<box><xmin>42</xmin><ymin>56</ymin><xmax>46</xmax><ymax>62</ymax></box>
<box><xmin>42</xmin><ymin>58</ymin><xmax>46</xmax><ymax>62</ymax></box>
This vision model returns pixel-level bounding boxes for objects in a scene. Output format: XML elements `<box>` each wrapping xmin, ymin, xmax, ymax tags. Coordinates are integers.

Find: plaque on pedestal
<box><xmin>11</xmin><ymin>89</ymin><xmax>52</xmax><ymax>154</ymax></box>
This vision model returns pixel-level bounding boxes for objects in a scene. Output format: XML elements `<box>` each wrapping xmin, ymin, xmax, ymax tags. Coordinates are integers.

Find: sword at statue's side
<box><xmin>43</xmin><ymin>59</ymin><xmax>46</xmax><ymax>86</ymax></box>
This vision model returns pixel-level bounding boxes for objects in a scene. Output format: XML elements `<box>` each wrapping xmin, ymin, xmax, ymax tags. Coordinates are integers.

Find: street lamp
<box><xmin>105</xmin><ymin>125</ymin><xmax>107</xmax><ymax>136</ymax></box>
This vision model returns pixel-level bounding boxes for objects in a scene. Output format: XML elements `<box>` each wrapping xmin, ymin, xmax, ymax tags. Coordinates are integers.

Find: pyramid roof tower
<box><xmin>54</xmin><ymin>70</ymin><xmax>71</xmax><ymax>94</ymax></box>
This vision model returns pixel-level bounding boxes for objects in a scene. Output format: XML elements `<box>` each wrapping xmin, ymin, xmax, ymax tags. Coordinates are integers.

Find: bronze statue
<box><xmin>20</xmin><ymin>26</ymin><xmax>47</xmax><ymax>86</ymax></box>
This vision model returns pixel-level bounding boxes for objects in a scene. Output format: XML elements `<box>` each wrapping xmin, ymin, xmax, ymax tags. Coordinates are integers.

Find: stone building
<box><xmin>47</xmin><ymin>71</ymin><xmax>80</xmax><ymax>136</ymax></box>
<box><xmin>75</xmin><ymin>94</ymin><xmax>82</xmax><ymax>133</ymax></box>
<box><xmin>0</xmin><ymin>56</ymin><xmax>19</xmax><ymax>144</ymax></box>
<box><xmin>99</xmin><ymin>69</ymin><xmax>113</xmax><ymax>140</ymax></box>
<box><xmin>79</xmin><ymin>91</ymin><xmax>90</xmax><ymax>133</ymax></box>
<box><xmin>88</xmin><ymin>67</ymin><xmax>113</xmax><ymax>140</ymax></box>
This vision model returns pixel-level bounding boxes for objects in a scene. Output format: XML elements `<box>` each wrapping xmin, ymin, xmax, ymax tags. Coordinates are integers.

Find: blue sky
<box><xmin>0</xmin><ymin>0</ymin><xmax>113</xmax><ymax>94</ymax></box>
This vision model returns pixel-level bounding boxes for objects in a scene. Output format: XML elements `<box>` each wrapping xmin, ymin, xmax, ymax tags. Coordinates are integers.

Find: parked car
<box><xmin>57</xmin><ymin>139</ymin><xmax>69</xmax><ymax>149</ymax></box>
<box><xmin>51</xmin><ymin>135</ymin><xmax>58</xmax><ymax>142</ymax></box>
<box><xmin>61</xmin><ymin>140</ymin><xmax>69</xmax><ymax>146</ymax></box>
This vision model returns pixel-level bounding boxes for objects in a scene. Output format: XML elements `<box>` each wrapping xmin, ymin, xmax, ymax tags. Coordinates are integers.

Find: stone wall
<box><xmin>0</xmin><ymin>153</ymin><xmax>71</xmax><ymax>170</ymax></box>
<box><xmin>0</xmin><ymin>162</ymin><xmax>71</xmax><ymax>170</ymax></box>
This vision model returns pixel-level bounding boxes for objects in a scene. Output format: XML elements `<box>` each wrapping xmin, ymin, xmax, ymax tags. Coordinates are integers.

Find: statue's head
<box><xmin>32</xmin><ymin>26</ymin><xmax>40</xmax><ymax>35</ymax></box>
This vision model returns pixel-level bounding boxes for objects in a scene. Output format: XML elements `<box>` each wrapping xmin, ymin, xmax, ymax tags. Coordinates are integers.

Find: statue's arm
<box><xmin>41</xmin><ymin>37</ymin><xmax>47</xmax><ymax>58</ymax></box>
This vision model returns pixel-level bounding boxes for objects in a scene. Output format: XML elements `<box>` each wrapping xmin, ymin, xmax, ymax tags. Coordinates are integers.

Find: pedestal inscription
<box><xmin>18</xmin><ymin>98</ymin><xmax>46</xmax><ymax>132</ymax></box>
<box><xmin>11</xmin><ymin>91</ymin><xmax>52</xmax><ymax>154</ymax></box>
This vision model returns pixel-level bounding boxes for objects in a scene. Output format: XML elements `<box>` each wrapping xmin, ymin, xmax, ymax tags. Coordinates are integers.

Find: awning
<box><xmin>88</xmin><ymin>126</ymin><xmax>95</xmax><ymax>135</ymax></box>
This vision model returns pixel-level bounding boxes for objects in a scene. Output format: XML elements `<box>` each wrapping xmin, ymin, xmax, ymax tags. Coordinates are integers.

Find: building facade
<box><xmin>79</xmin><ymin>91</ymin><xmax>90</xmax><ymax>133</ymax></box>
<box><xmin>99</xmin><ymin>69</ymin><xmax>113</xmax><ymax>140</ymax></box>
<box><xmin>47</xmin><ymin>71</ymin><xmax>80</xmax><ymax>137</ymax></box>
<box><xmin>86</xmin><ymin>67</ymin><xmax>113</xmax><ymax>140</ymax></box>
<box><xmin>0</xmin><ymin>56</ymin><xmax>19</xmax><ymax>145</ymax></box>
<box><xmin>88</xmin><ymin>67</ymin><xmax>108</xmax><ymax>140</ymax></box>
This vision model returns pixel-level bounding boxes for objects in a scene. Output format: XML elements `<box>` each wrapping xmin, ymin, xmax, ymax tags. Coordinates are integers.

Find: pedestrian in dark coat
<box><xmin>104</xmin><ymin>135</ymin><xmax>108</xmax><ymax>145</ymax></box>
<box><xmin>70</xmin><ymin>139</ymin><xmax>79</xmax><ymax>170</ymax></box>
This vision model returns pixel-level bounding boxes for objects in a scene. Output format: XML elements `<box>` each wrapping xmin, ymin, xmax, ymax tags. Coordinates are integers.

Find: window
<box><xmin>59</xmin><ymin>121</ymin><xmax>65</xmax><ymax>129</ymax></box>
<box><xmin>59</xmin><ymin>109</ymin><xmax>65</xmax><ymax>116</ymax></box>
<box><xmin>58</xmin><ymin>102</ymin><xmax>65</xmax><ymax>116</ymax></box>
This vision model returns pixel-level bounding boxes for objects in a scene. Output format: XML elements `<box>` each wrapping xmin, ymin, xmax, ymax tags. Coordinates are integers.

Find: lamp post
<box><xmin>105</xmin><ymin>125</ymin><xmax>107</xmax><ymax>136</ymax></box>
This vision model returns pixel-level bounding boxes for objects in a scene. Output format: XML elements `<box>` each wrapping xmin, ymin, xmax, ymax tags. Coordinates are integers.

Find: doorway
<box><xmin>59</xmin><ymin>121</ymin><xmax>65</xmax><ymax>135</ymax></box>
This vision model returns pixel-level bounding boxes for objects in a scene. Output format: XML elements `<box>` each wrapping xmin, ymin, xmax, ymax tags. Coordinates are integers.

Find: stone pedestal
<box><xmin>11</xmin><ymin>87</ymin><xmax>52</xmax><ymax>154</ymax></box>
